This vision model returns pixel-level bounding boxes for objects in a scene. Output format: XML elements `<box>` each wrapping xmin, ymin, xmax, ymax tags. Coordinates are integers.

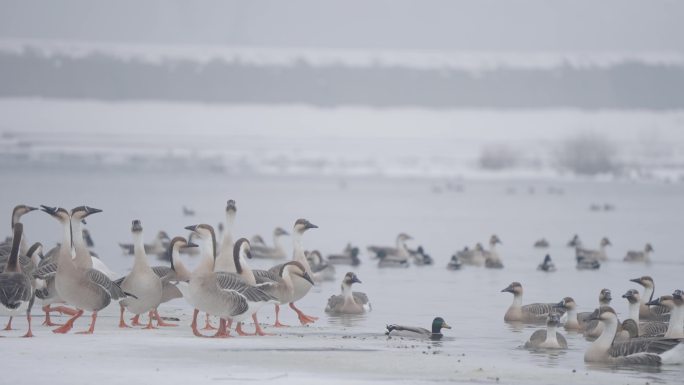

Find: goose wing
<box><xmin>352</xmin><ymin>291</ymin><xmax>370</xmax><ymax>305</ymax></box>
<box><xmin>640</xmin><ymin>321</ymin><xmax>668</xmax><ymax>337</ymax></box>
<box><xmin>151</xmin><ymin>266</ymin><xmax>176</xmax><ymax>284</ymax></box>
<box><xmin>0</xmin><ymin>272</ymin><xmax>33</xmax><ymax>308</ymax></box>
<box><xmin>215</xmin><ymin>272</ymin><xmax>276</xmax><ymax>303</ymax></box>
<box><xmin>526</xmin><ymin>329</ymin><xmax>547</xmax><ymax>347</ymax></box>
<box><xmin>85</xmin><ymin>268</ymin><xmax>129</xmax><ymax>300</ymax></box>
<box><xmin>522</xmin><ymin>303</ymin><xmax>563</xmax><ymax>317</ymax></box>
<box><xmin>253</xmin><ymin>269</ymin><xmax>279</xmax><ymax>290</ymax></box>
<box><xmin>33</xmin><ymin>260</ymin><xmax>58</xmax><ymax>279</ymax></box>
<box><xmin>609</xmin><ymin>337</ymin><xmax>682</xmax><ymax>358</ymax></box>
<box><xmin>325</xmin><ymin>294</ymin><xmax>343</xmax><ymax>312</ymax></box>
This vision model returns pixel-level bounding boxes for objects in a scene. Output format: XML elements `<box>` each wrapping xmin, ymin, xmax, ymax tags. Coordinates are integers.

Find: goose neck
<box><xmin>665</xmin><ymin>305</ymin><xmax>684</xmax><ymax>338</ymax></box>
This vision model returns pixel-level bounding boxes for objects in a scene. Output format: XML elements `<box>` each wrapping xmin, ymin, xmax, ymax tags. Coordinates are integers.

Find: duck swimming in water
<box><xmin>524</xmin><ymin>313</ymin><xmax>568</xmax><ymax>349</ymax></box>
<box><xmin>386</xmin><ymin>317</ymin><xmax>451</xmax><ymax>340</ymax></box>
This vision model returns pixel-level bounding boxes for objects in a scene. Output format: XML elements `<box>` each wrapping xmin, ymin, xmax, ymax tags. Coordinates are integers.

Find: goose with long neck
<box><xmin>253</xmin><ymin>260</ymin><xmax>314</xmax><ymax>327</ymax></box>
<box><xmin>576</xmin><ymin>237</ymin><xmax>611</xmax><ymax>262</ymax></box>
<box><xmin>645</xmin><ymin>292</ymin><xmax>684</xmax><ymax>338</ymax></box>
<box><xmin>502</xmin><ymin>282</ymin><xmax>564</xmax><ymax>323</ymax></box>
<box><xmin>624</xmin><ymin>243</ymin><xmax>654</xmax><ymax>263</ymax></box>
<box><xmin>147</xmin><ymin>237</ymin><xmax>197</xmax><ymax>327</ymax></box>
<box><xmin>286</xmin><ymin>218</ymin><xmax>319</xmax><ymax>325</ymax></box>
<box><xmin>0</xmin><ymin>223</ymin><xmax>35</xmax><ymax>337</ymax></box>
<box><xmin>524</xmin><ymin>313</ymin><xmax>568</xmax><ymax>349</ymax></box>
<box><xmin>31</xmin><ymin>241</ymin><xmax>79</xmax><ymax>327</ymax></box>
<box><xmin>250</xmin><ymin>227</ymin><xmax>290</xmax><ymax>259</ymax></box>
<box><xmin>1</xmin><ymin>205</ymin><xmax>37</xmax><ymax>257</ymax></box>
<box><xmin>584</xmin><ymin>306</ymin><xmax>684</xmax><ymax>365</ymax></box>
<box><xmin>42</xmin><ymin>205</ymin><xmax>130</xmax><ymax>334</ymax></box>
<box><xmin>367</xmin><ymin>233</ymin><xmax>412</xmax><ymax>261</ymax></box>
<box><xmin>630</xmin><ymin>276</ymin><xmax>670</xmax><ymax>321</ymax></box>
<box><xmin>180</xmin><ymin>224</ymin><xmax>277</xmax><ymax>338</ymax></box>
<box><xmin>118</xmin><ymin>220</ymin><xmax>163</xmax><ymax>329</ymax></box>
<box><xmin>215</xmin><ymin>200</ymin><xmax>237</xmax><ymax>272</ymax></box>
<box><xmin>325</xmin><ymin>272</ymin><xmax>371</xmax><ymax>314</ymax></box>
<box><xmin>484</xmin><ymin>234</ymin><xmax>503</xmax><ymax>268</ymax></box>
<box><xmin>582</xmin><ymin>288</ymin><xmax>613</xmax><ymax>338</ymax></box>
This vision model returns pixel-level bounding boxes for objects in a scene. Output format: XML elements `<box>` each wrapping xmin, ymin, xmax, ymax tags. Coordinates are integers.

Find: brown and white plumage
<box><xmin>630</xmin><ymin>276</ymin><xmax>670</xmax><ymax>321</ymax></box>
<box><xmin>624</xmin><ymin>243</ymin><xmax>654</xmax><ymax>263</ymax></box>
<box><xmin>0</xmin><ymin>223</ymin><xmax>35</xmax><ymax>337</ymax></box>
<box><xmin>325</xmin><ymin>272</ymin><xmax>370</xmax><ymax>314</ymax></box>
<box><xmin>524</xmin><ymin>313</ymin><xmax>568</xmax><ymax>349</ymax></box>
<box><xmin>502</xmin><ymin>282</ymin><xmax>564</xmax><ymax>323</ymax></box>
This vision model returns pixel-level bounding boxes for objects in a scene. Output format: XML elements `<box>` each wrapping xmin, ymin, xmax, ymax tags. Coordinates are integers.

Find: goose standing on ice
<box><xmin>624</xmin><ymin>243</ymin><xmax>654</xmax><ymax>263</ymax></box>
<box><xmin>0</xmin><ymin>224</ymin><xmax>35</xmax><ymax>337</ymax></box>
<box><xmin>117</xmin><ymin>220</ymin><xmax>163</xmax><ymax>329</ymax></box>
<box><xmin>630</xmin><ymin>276</ymin><xmax>670</xmax><ymax>321</ymax></box>
<box><xmin>483</xmin><ymin>234</ymin><xmax>503</xmax><ymax>268</ymax></box>
<box><xmin>253</xmin><ymin>260</ymin><xmax>314</xmax><ymax>327</ymax></box>
<box><xmin>70</xmin><ymin>207</ymin><xmax>116</xmax><ymax>278</ymax></box>
<box><xmin>40</xmin><ymin>206</ymin><xmax>130</xmax><ymax>334</ymax></box>
<box><xmin>325</xmin><ymin>272</ymin><xmax>371</xmax><ymax>314</ymax></box>
<box><xmin>584</xmin><ymin>306</ymin><xmax>684</xmax><ymax>365</ymax></box>
<box><xmin>524</xmin><ymin>313</ymin><xmax>568</xmax><ymax>349</ymax></box>
<box><xmin>281</xmin><ymin>219</ymin><xmax>319</xmax><ymax>325</ymax></box>
<box><xmin>306</xmin><ymin>250</ymin><xmax>335</xmax><ymax>282</ymax></box>
<box><xmin>251</xmin><ymin>227</ymin><xmax>290</xmax><ymax>259</ymax></box>
<box><xmin>385</xmin><ymin>317</ymin><xmax>451</xmax><ymax>340</ymax></box>
<box><xmin>326</xmin><ymin>244</ymin><xmax>361</xmax><ymax>266</ymax></box>
<box><xmin>576</xmin><ymin>237</ymin><xmax>611</xmax><ymax>262</ymax></box>
<box><xmin>0</xmin><ymin>205</ymin><xmax>37</xmax><ymax>261</ymax></box>
<box><xmin>502</xmin><ymin>282</ymin><xmax>564</xmax><ymax>323</ymax></box>
<box><xmin>645</xmin><ymin>290</ymin><xmax>684</xmax><ymax>338</ymax></box>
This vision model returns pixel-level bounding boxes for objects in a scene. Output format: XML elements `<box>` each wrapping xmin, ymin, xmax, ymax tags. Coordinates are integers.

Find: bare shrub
<box><xmin>555</xmin><ymin>133</ymin><xmax>619</xmax><ymax>175</ymax></box>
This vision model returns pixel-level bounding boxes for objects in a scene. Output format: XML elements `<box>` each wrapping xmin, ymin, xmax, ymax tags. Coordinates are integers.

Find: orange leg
<box><xmin>212</xmin><ymin>318</ymin><xmax>231</xmax><ymax>338</ymax></box>
<box><xmin>191</xmin><ymin>309</ymin><xmax>205</xmax><ymax>337</ymax></box>
<box><xmin>143</xmin><ymin>310</ymin><xmax>157</xmax><ymax>329</ymax></box>
<box><xmin>75</xmin><ymin>312</ymin><xmax>98</xmax><ymax>334</ymax></box>
<box><xmin>273</xmin><ymin>304</ymin><xmax>289</xmax><ymax>327</ymax></box>
<box><xmin>289</xmin><ymin>302</ymin><xmax>318</xmax><ymax>325</ymax></box>
<box><xmin>3</xmin><ymin>316</ymin><xmax>13</xmax><ymax>330</ymax></box>
<box><xmin>118</xmin><ymin>304</ymin><xmax>131</xmax><ymax>328</ymax></box>
<box><xmin>154</xmin><ymin>309</ymin><xmax>177</xmax><ymax>327</ymax></box>
<box><xmin>131</xmin><ymin>314</ymin><xmax>143</xmax><ymax>326</ymax></box>
<box><xmin>202</xmin><ymin>313</ymin><xmax>216</xmax><ymax>330</ymax></box>
<box><xmin>235</xmin><ymin>322</ymin><xmax>250</xmax><ymax>336</ymax></box>
<box><xmin>53</xmin><ymin>309</ymin><xmax>84</xmax><ymax>334</ymax></box>
<box><xmin>252</xmin><ymin>313</ymin><xmax>274</xmax><ymax>336</ymax></box>
<box><xmin>22</xmin><ymin>312</ymin><xmax>34</xmax><ymax>338</ymax></box>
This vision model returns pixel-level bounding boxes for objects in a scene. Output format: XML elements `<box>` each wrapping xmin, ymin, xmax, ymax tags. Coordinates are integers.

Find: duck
<box><xmin>645</xmin><ymin>290</ymin><xmax>684</xmax><ymax>338</ymax></box>
<box><xmin>326</xmin><ymin>243</ymin><xmax>361</xmax><ymax>266</ymax></box>
<box><xmin>116</xmin><ymin>220</ymin><xmax>164</xmax><ymax>329</ymax></box>
<box><xmin>537</xmin><ymin>254</ymin><xmax>556</xmax><ymax>272</ymax></box>
<box><xmin>483</xmin><ymin>234</ymin><xmax>503</xmax><ymax>268</ymax></box>
<box><xmin>40</xmin><ymin>205</ymin><xmax>131</xmax><ymax>334</ymax></box>
<box><xmin>567</xmin><ymin>234</ymin><xmax>582</xmax><ymax>248</ymax></box>
<box><xmin>147</xmin><ymin>236</ymin><xmax>197</xmax><ymax>327</ymax></box>
<box><xmin>367</xmin><ymin>233</ymin><xmax>412</xmax><ymax>263</ymax></box>
<box><xmin>524</xmin><ymin>313</ymin><xmax>568</xmax><ymax>349</ymax></box>
<box><xmin>408</xmin><ymin>246</ymin><xmax>433</xmax><ymax>266</ymax></box>
<box><xmin>456</xmin><ymin>243</ymin><xmax>486</xmax><ymax>266</ymax></box>
<box><xmin>0</xmin><ymin>223</ymin><xmax>35</xmax><ymax>337</ymax></box>
<box><xmin>325</xmin><ymin>272</ymin><xmax>371</xmax><ymax>314</ymax></box>
<box><xmin>253</xmin><ymin>261</ymin><xmax>314</xmax><ymax>327</ymax></box>
<box><xmin>576</xmin><ymin>237</ymin><xmax>611</xmax><ymax>262</ymax></box>
<box><xmin>534</xmin><ymin>238</ymin><xmax>550</xmax><ymax>248</ymax></box>
<box><xmin>306</xmin><ymin>250</ymin><xmax>336</xmax><ymax>282</ymax></box>
<box><xmin>624</xmin><ymin>243</ymin><xmax>654</xmax><ymax>263</ymax></box>
<box><xmin>119</xmin><ymin>230</ymin><xmax>170</xmax><ymax>258</ymax></box>
<box><xmin>502</xmin><ymin>282</ymin><xmax>564</xmax><ymax>323</ymax></box>
<box><xmin>630</xmin><ymin>276</ymin><xmax>670</xmax><ymax>321</ymax></box>
<box><xmin>250</xmin><ymin>227</ymin><xmax>290</xmax><ymax>259</ymax></box>
<box><xmin>576</xmin><ymin>255</ymin><xmax>600</xmax><ymax>270</ymax></box>
<box><xmin>179</xmin><ymin>224</ymin><xmax>277</xmax><ymax>337</ymax></box>
<box><xmin>446</xmin><ymin>253</ymin><xmax>463</xmax><ymax>270</ymax></box>
<box><xmin>283</xmin><ymin>219</ymin><xmax>319</xmax><ymax>325</ymax></box>
<box><xmin>386</xmin><ymin>317</ymin><xmax>451</xmax><ymax>340</ymax></box>
<box><xmin>584</xmin><ymin>306</ymin><xmax>684</xmax><ymax>365</ymax></box>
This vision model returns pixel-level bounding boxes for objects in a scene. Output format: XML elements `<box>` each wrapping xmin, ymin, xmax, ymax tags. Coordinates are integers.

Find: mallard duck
<box><xmin>386</xmin><ymin>317</ymin><xmax>451</xmax><ymax>340</ymax></box>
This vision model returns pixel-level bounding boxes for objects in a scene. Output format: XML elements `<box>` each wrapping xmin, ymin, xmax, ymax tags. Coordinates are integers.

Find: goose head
<box><xmin>501</xmin><ymin>281</ymin><xmax>522</xmax><ymax>295</ymax></box>
<box><xmin>672</xmin><ymin>290</ymin><xmax>684</xmax><ymax>306</ymax></box>
<box><xmin>283</xmin><ymin>260</ymin><xmax>315</xmax><ymax>285</ymax></box>
<box><xmin>306</xmin><ymin>250</ymin><xmax>323</xmax><ymax>266</ymax></box>
<box><xmin>184</xmin><ymin>224</ymin><xmax>217</xmax><ymax>258</ymax></box>
<box><xmin>646</xmin><ymin>295</ymin><xmax>674</xmax><ymax>310</ymax></box>
<box><xmin>431</xmin><ymin>317</ymin><xmax>452</xmax><ymax>334</ymax></box>
<box><xmin>474</xmin><ymin>243</ymin><xmax>485</xmax><ymax>252</ymax></box>
<box><xmin>342</xmin><ymin>272</ymin><xmax>362</xmax><ymax>286</ymax></box>
<box><xmin>568</xmin><ymin>234</ymin><xmax>581</xmax><ymax>246</ymax></box>
<box><xmin>251</xmin><ymin>234</ymin><xmax>266</xmax><ymax>245</ymax></box>
<box><xmin>629</xmin><ymin>275</ymin><xmax>654</xmax><ymax>289</ymax></box>
<box><xmin>396</xmin><ymin>233</ymin><xmax>412</xmax><ymax>243</ymax></box>
<box><xmin>547</xmin><ymin>312</ymin><xmax>561</xmax><ymax>327</ymax></box>
<box><xmin>555</xmin><ymin>297</ymin><xmax>576</xmax><ymax>311</ymax></box>
<box><xmin>70</xmin><ymin>206</ymin><xmax>102</xmax><ymax>222</ymax></box>
<box><xmin>293</xmin><ymin>219</ymin><xmax>318</xmax><ymax>235</ymax></box>
<box><xmin>274</xmin><ymin>227</ymin><xmax>289</xmax><ymax>237</ymax></box>
<box><xmin>131</xmin><ymin>219</ymin><xmax>144</xmax><ymax>234</ymax></box>
<box><xmin>645</xmin><ymin>243</ymin><xmax>654</xmax><ymax>252</ymax></box>
<box><xmin>26</xmin><ymin>242</ymin><xmax>44</xmax><ymax>260</ymax></box>
<box><xmin>225</xmin><ymin>200</ymin><xmax>237</xmax><ymax>223</ymax></box>
<box><xmin>11</xmin><ymin>204</ymin><xmax>37</xmax><ymax>227</ymax></box>
<box><xmin>543</xmin><ymin>254</ymin><xmax>552</xmax><ymax>264</ymax></box>
<box><xmin>600</xmin><ymin>237</ymin><xmax>611</xmax><ymax>247</ymax></box>
<box><xmin>599</xmin><ymin>288</ymin><xmax>612</xmax><ymax>304</ymax></box>
<box><xmin>490</xmin><ymin>234</ymin><xmax>502</xmax><ymax>246</ymax></box>
<box><xmin>40</xmin><ymin>205</ymin><xmax>70</xmax><ymax>223</ymax></box>
<box><xmin>588</xmin><ymin>306</ymin><xmax>618</xmax><ymax>323</ymax></box>
<box><xmin>622</xmin><ymin>289</ymin><xmax>640</xmax><ymax>304</ymax></box>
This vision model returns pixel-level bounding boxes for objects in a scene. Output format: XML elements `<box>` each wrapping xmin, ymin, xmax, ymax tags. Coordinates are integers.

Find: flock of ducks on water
<box><xmin>0</xmin><ymin>203</ymin><xmax>681</xmax><ymax>367</ymax></box>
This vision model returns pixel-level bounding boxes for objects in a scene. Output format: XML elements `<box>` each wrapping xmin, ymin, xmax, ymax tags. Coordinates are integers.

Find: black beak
<box><xmin>501</xmin><ymin>287</ymin><xmax>513</xmax><ymax>293</ymax></box>
<box><xmin>629</xmin><ymin>278</ymin><xmax>641</xmax><ymax>284</ymax></box>
<box><xmin>183</xmin><ymin>242</ymin><xmax>199</xmax><ymax>249</ymax></box>
<box><xmin>86</xmin><ymin>207</ymin><xmax>103</xmax><ymax>215</ymax></box>
<box><xmin>40</xmin><ymin>205</ymin><xmax>57</xmax><ymax>216</ymax></box>
<box><xmin>302</xmin><ymin>272</ymin><xmax>315</xmax><ymax>285</ymax></box>
<box><xmin>185</xmin><ymin>225</ymin><xmax>198</xmax><ymax>232</ymax></box>
<box><xmin>26</xmin><ymin>206</ymin><xmax>38</xmax><ymax>212</ymax></box>
<box><xmin>306</xmin><ymin>222</ymin><xmax>318</xmax><ymax>230</ymax></box>
<box><xmin>351</xmin><ymin>276</ymin><xmax>362</xmax><ymax>284</ymax></box>
<box><xmin>245</xmin><ymin>250</ymin><xmax>253</xmax><ymax>259</ymax></box>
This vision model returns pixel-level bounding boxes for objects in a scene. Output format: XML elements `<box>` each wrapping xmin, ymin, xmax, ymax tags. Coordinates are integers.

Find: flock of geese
<box><xmin>0</xmin><ymin>202</ymin><xmax>682</xmax><ymax>368</ymax></box>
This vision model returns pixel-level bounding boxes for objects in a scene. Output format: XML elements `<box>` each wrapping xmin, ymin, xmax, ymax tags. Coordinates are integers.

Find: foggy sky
<box><xmin>1</xmin><ymin>0</ymin><xmax>683</xmax><ymax>52</ymax></box>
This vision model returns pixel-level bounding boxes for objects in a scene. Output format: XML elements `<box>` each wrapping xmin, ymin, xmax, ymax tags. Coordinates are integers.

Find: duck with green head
<box><xmin>385</xmin><ymin>317</ymin><xmax>451</xmax><ymax>340</ymax></box>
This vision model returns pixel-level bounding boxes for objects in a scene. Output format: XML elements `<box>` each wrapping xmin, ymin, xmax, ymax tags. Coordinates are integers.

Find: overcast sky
<box><xmin>1</xmin><ymin>0</ymin><xmax>682</xmax><ymax>52</ymax></box>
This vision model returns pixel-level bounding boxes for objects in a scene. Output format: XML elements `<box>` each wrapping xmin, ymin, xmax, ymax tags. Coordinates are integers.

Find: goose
<box><xmin>537</xmin><ymin>254</ymin><xmax>556</xmax><ymax>272</ymax></box>
<box><xmin>253</xmin><ymin>261</ymin><xmax>314</xmax><ymax>327</ymax></box>
<box><xmin>325</xmin><ymin>272</ymin><xmax>371</xmax><ymax>314</ymax></box>
<box><xmin>119</xmin><ymin>231</ymin><xmax>170</xmax><ymax>257</ymax></box>
<box><xmin>483</xmin><ymin>234</ymin><xmax>503</xmax><ymax>268</ymax></box>
<box><xmin>555</xmin><ymin>297</ymin><xmax>590</xmax><ymax>331</ymax></box>
<box><xmin>0</xmin><ymin>223</ymin><xmax>35</xmax><ymax>337</ymax></box>
<box><xmin>408</xmin><ymin>246</ymin><xmax>433</xmax><ymax>266</ymax></box>
<box><xmin>502</xmin><ymin>282</ymin><xmax>564</xmax><ymax>323</ymax></box>
<box><xmin>368</xmin><ymin>233</ymin><xmax>412</xmax><ymax>261</ymax></box>
<box><xmin>40</xmin><ymin>205</ymin><xmax>131</xmax><ymax>334</ymax></box>
<box><xmin>524</xmin><ymin>313</ymin><xmax>568</xmax><ymax>349</ymax></box>
<box><xmin>456</xmin><ymin>243</ymin><xmax>486</xmax><ymax>266</ymax></box>
<box><xmin>584</xmin><ymin>306</ymin><xmax>684</xmax><ymax>365</ymax></box>
<box><xmin>282</xmin><ymin>219</ymin><xmax>319</xmax><ymax>325</ymax></box>
<box><xmin>306</xmin><ymin>250</ymin><xmax>335</xmax><ymax>282</ymax></box>
<box><xmin>326</xmin><ymin>244</ymin><xmax>361</xmax><ymax>266</ymax></box>
<box><xmin>534</xmin><ymin>238</ymin><xmax>550</xmax><ymax>248</ymax></box>
<box><xmin>581</xmin><ymin>288</ymin><xmax>613</xmax><ymax>338</ymax></box>
<box><xmin>645</xmin><ymin>290</ymin><xmax>684</xmax><ymax>338</ymax></box>
<box><xmin>0</xmin><ymin>205</ymin><xmax>37</xmax><ymax>258</ymax></box>
<box><xmin>178</xmin><ymin>231</ymin><xmax>201</xmax><ymax>257</ymax></box>
<box><xmin>178</xmin><ymin>224</ymin><xmax>277</xmax><ymax>338</ymax></box>
<box><xmin>576</xmin><ymin>237</ymin><xmax>611</xmax><ymax>262</ymax></box>
<box><xmin>621</xmin><ymin>289</ymin><xmax>667</xmax><ymax>337</ymax></box>
<box><xmin>576</xmin><ymin>255</ymin><xmax>600</xmax><ymax>270</ymax></box>
<box><xmin>214</xmin><ymin>200</ymin><xmax>237</xmax><ymax>273</ymax></box>
<box><xmin>117</xmin><ymin>220</ymin><xmax>164</xmax><ymax>329</ymax></box>
<box><xmin>624</xmin><ymin>243</ymin><xmax>654</xmax><ymax>263</ymax></box>
<box><xmin>385</xmin><ymin>317</ymin><xmax>451</xmax><ymax>340</ymax></box>
<box><xmin>446</xmin><ymin>253</ymin><xmax>463</xmax><ymax>270</ymax></box>
<box><xmin>32</xmin><ymin>243</ymin><xmax>79</xmax><ymax>326</ymax></box>
<box><xmin>147</xmin><ymin>236</ymin><xmax>197</xmax><ymax>327</ymax></box>
<box><xmin>250</xmin><ymin>227</ymin><xmax>290</xmax><ymax>259</ymax></box>
<box><xmin>377</xmin><ymin>252</ymin><xmax>410</xmax><ymax>268</ymax></box>
<box><xmin>567</xmin><ymin>234</ymin><xmax>582</xmax><ymax>248</ymax></box>
<box><xmin>630</xmin><ymin>276</ymin><xmax>670</xmax><ymax>321</ymax></box>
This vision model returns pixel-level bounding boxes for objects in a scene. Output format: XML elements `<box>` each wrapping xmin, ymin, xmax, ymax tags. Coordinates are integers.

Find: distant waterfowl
<box><xmin>326</xmin><ymin>243</ymin><xmax>361</xmax><ymax>266</ymax></box>
<box><xmin>40</xmin><ymin>205</ymin><xmax>131</xmax><ymax>334</ymax></box>
<box><xmin>446</xmin><ymin>253</ymin><xmax>462</xmax><ymax>270</ymax></box>
<box><xmin>576</xmin><ymin>256</ymin><xmax>600</xmax><ymax>270</ymax></box>
<box><xmin>250</xmin><ymin>227</ymin><xmax>290</xmax><ymax>260</ymax></box>
<box><xmin>534</xmin><ymin>238</ymin><xmax>550</xmax><ymax>248</ymax></box>
<box><xmin>325</xmin><ymin>272</ymin><xmax>370</xmax><ymax>314</ymax></box>
<box><xmin>537</xmin><ymin>254</ymin><xmax>556</xmax><ymax>272</ymax></box>
<box><xmin>377</xmin><ymin>252</ymin><xmax>410</xmax><ymax>268</ymax></box>
<box><xmin>482</xmin><ymin>235</ymin><xmax>503</xmax><ymax>268</ymax></box>
<box><xmin>576</xmin><ymin>237</ymin><xmax>611</xmax><ymax>262</ymax></box>
<box><xmin>408</xmin><ymin>246</ymin><xmax>433</xmax><ymax>266</ymax></box>
<box><xmin>524</xmin><ymin>313</ymin><xmax>568</xmax><ymax>349</ymax></box>
<box><xmin>368</xmin><ymin>233</ymin><xmax>412</xmax><ymax>262</ymax></box>
<box><xmin>0</xmin><ymin>224</ymin><xmax>35</xmax><ymax>337</ymax></box>
<box><xmin>182</xmin><ymin>206</ymin><xmax>195</xmax><ymax>216</ymax></box>
<box><xmin>502</xmin><ymin>282</ymin><xmax>564</xmax><ymax>323</ymax></box>
<box><xmin>555</xmin><ymin>297</ymin><xmax>589</xmax><ymax>331</ymax></box>
<box><xmin>644</xmin><ymin>293</ymin><xmax>683</xmax><ymax>338</ymax></box>
<box><xmin>584</xmin><ymin>306</ymin><xmax>684</xmax><ymax>365</ymax></box>
<box><xmin>306</xmin><ymin>250</ymin><xmax>335</xmax><ymax>282</ymax></box>
<box><xmin>117</xmin><ymin>220</ymin><xmax>164</xmax><ymax>329</ymax></box>
<box><xmin>624</xmin><ymin>243</ymin><xmax>654</xmax><ymax>263</ymax></box>
<box><xmin>253</xmin><ymin>261</ymin><xmax>314</xmax><ymax>327</ymax></box>
<box><xmin>567</xmin><ymin>234</ymin><xmax>582</xmax><ymax>248</ymax></box>
<box><xmin>456</xmin><ymin>243</ymin><xmax>486</xmax><ymax>267</ymax></box>
<box><xmin>386</xmin><ymin>317</ymin><xmax>451</xmax><ymax>340</ymax></box>
<box><xmin>630</xmin><ymin>276</ymin><xmax>670</xmax><ymax>321</ymax></box>
<box><xmin>119</xmin><ymin>230</ymin><xmax>170</xmax><ymax>257</ymax></box>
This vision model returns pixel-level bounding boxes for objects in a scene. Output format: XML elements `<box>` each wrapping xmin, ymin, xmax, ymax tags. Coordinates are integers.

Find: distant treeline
<box><xmin>1</xmin><ymin>49</ymin><xmax>683</xmax><ymax>109</ymax></box>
